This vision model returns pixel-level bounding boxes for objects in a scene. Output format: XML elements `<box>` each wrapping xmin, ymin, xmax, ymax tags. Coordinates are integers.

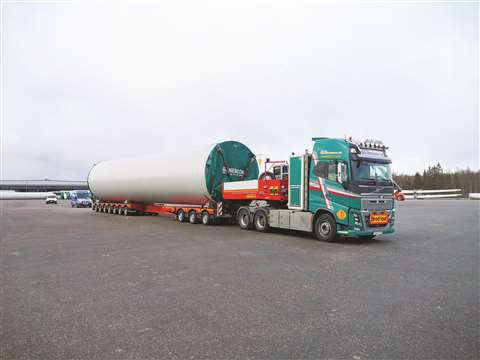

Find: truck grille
<box><xmin>361</xmin><ymin>198</ymin><xmax>393</xmax><ymax>211</ymax></box>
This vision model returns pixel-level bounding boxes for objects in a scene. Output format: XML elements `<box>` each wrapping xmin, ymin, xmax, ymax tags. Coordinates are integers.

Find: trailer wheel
<box><xmin>201</xmin><ymin>211</ymin><xmax>211</xmax><ymax>225</ymax></box>
<box><xmin>314</xmin><ymin>213</ymin><xmax>338</xmax><ymax>242</ymax></box>
<box><xmin>177</xmin><ymin>209</ymin><xmax>186</xmax><ymax>222</ymax></box>
<box><xmin>189</xmin><ymin>211</ymin><xmax>198</xmax><ymax>224</ymax></box>
<box><xmin>238</xmin><ymin>208</ymin><xmax>252</xmax><ymax>230</ymax></box>
<box><xmin>113</xmin><ymin>207</ymin><xmax>117</xmax><ymax>215</ymax></box>
<box><xmin>123</xmin><ymin>207</ymin><xmax>129</xmax><ymax>216</ymax></box>
<box><xmin>254</xmin><ymin>210</ymin><xmax>270</xmax><ymax>232</ymax></box>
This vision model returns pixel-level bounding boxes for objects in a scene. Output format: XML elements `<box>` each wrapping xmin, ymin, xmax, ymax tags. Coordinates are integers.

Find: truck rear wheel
<box><xmin>314</xmin><ymin>214</ymin><xmax>338</xmax><ymax>242</ymax></box>
<box><xmin>201</xmin><ymin>211</ymin><xmax>211</xmax><ymax>225</ymax></box>
<box><xmin>237</xmin><ymin>208</ymin><xmax>252</xmax><ymax>230</ymax></box>
<box><xmin>177</xmin><ymin>209</ymin><xmax>186</xmax><ymax>222</ymax></box>
<box><xmin>189</xmin><ymin>211</ymin><xmax>198</xmax><ymax>224</ymax></box>
<box><xmin>254</xmin><ymin>210</ymin><xmax>270</xmax><ymax>232</ymax></box>
<box><xmin>123</xmin><ymin>207</ymin><xmax>129</xmax><ymax>216</ymax></box>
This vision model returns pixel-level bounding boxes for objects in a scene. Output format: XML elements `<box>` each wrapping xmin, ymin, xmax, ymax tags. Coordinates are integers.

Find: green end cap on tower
<box><xmin>204</xmin><ymin>141</ymin><xmax>259</xmax><ymax>202</ymax></box>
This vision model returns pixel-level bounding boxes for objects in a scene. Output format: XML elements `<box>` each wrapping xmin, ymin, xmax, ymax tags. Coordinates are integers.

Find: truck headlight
<box><xmin>353</xmin><ymin>213</ymin><xmax>361</xmax><ymax>226</ymax></box>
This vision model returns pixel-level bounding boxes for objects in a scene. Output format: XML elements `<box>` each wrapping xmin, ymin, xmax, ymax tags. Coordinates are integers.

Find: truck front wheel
<box><xmin>314</xmin><ymin>214</ymin><xmax>338</xmax><ymax>242</ymax></box>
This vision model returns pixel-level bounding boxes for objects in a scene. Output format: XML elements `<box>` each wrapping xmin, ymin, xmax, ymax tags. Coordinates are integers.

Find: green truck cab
<box><xmin>292</xmin><ymin>137</ymin><xmax>395</xmax><ymax>241</ymax></box>
<box><xmin>245</xmin><ymin>137</ymin><xmax>396</xmax><ymax>242</ymax></box>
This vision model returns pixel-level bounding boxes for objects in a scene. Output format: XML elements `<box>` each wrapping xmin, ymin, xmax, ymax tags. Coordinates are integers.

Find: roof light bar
<box><xmin>347</xmin><ymin>136</ymin><xmax>389</xmax><ymax>150</ymax></box>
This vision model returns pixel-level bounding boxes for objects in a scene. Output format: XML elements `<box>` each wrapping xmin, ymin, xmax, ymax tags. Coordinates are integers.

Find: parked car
<box><xmin>70</xmin><ymin>190</ymin><xmax>92</xmax><ymax>208</ymax></box>
<box><xmin>45</xmin><ymin>194</ymin><xmax>58</xmax><ymax>204</ymax></box>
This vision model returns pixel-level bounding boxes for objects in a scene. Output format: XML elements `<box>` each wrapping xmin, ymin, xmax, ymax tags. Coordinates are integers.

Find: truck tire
<box><xmin>238</xmin><ymin>208</ymin><xmax>252</xmax><ymax>230</ymax></box>
<box><xmin>314</xmin><ymin>213</ymin><xmax>337</xmax><ymax>242</ymax></box>
<box><xmin>201</xmin><ymin>211</ymin><xmax>211</xmax><ymax>225</ymax></box>
<box><xmin>177</xmin><ymin>209</ymin><xmax>186</xmax><ymax>222</ymax></box>
<box><xmin>254</xmin><ymin>210</ymin><xmax>270</xmax><ymax>232</ymax></box>
<box><xmin>123</xmin><ymin>207</ymin><xmax>129</xmax><ymax>216</ymax></box>
<box><xmin>189</xmin><ymin>211</ymin><xmax>198</xmax><ymax>224</ymax></box>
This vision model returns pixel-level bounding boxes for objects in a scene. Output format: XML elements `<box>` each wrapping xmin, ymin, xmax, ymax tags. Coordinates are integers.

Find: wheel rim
<box><xmin>190</xmin><ymin>213</ymin><xmax>196</xmax><ymax>223</ymax></box>
<box><xmin>202</xmin><ymin>213</ymin><xmax>209</xmax><ymax>224</ymax></box>
<box><xmin>256</xmin><ymin>214</ymin><xmax>266</xmax><ymax>229</ymax></box>
<box><xmin>178</xmin><ymin>211</ymin><xmax>184</xmax><ymax>221</ymax></box>
<box><xmin>240</xmin><ymin>213</ymin><xmax>248</xmax><ymax>227</ymax></box>
<box><xmin>124</xmin><ymin>208</ymin><xmax>128</xmax><ymax>216</ymax></box>
<box><xmin>319</xmin><ymin>221</ymin><xmax>331</xmax><ymax>236</ymax></box>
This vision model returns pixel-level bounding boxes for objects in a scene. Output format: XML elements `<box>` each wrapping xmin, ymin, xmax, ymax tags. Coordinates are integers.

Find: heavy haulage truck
<box><xmin>89</xmin><ymin>138</ymin><xmax>397</xmax><ymax>241</ymax></box>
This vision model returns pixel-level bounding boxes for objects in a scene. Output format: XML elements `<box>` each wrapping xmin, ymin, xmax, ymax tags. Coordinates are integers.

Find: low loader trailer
<box><xmin>91</xmin><ymin>137</ymin><xmax>401</xmax><ymax>242</ymax></box>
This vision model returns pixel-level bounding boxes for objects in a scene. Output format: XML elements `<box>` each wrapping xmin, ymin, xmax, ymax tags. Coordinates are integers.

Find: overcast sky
<box><xmin>2</xmin><ymin>0</ymin><xmax>478</xmax><ymax>180</ymax></box>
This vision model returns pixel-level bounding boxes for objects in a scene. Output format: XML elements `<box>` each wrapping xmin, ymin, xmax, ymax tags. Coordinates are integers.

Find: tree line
<box><xmin>393</xmin><ymin>163</ymin><xmax>480</xmax><ymax>195</ymax></box>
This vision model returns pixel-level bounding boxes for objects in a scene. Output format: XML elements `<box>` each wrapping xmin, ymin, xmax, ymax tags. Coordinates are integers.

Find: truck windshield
<box><xmin>351</xmin><ymin>160</ymin><xmax>392</xmax><ymax>182</ymax></box>
<box><xmin>76</xmin><ymin>193</ymin><xmax>90</xmax><ymax>199</ymax></box>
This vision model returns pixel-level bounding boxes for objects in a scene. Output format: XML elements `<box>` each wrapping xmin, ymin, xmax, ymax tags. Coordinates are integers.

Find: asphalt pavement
<box><xmin>0</xmin><ymin>200</ymin><xmax>478</xmax><ymax>359</ymax></box>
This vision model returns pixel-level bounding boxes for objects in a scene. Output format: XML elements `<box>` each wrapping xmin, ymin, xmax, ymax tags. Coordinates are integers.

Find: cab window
<box><xmin>314</xmin><ymin>160</ymin><xmax>337</xmax><ymax>181</ymax></box>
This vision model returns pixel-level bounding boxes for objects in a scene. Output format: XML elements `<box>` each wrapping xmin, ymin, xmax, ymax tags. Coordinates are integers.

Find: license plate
<box><xmin>370</xmin><ymin>213</ymin><xmax>389</xmax><ymax>225</ymax></box>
